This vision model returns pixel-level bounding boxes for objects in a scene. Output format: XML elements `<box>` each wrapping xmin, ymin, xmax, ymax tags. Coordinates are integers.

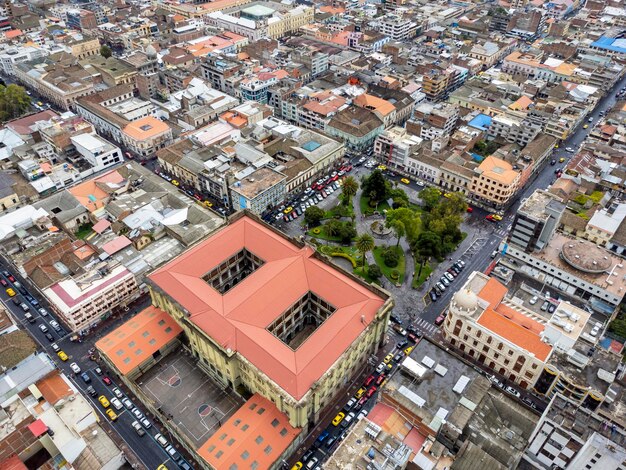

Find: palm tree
<box><xmin>355</xmin><ymin>233</ymin><xmax>375</xmax><ymax>270</ymax></box>
<box><xmin>341</xmin><ymin>176</ymin><xmax>359</xmax><ymax>205</ymax></box>
<box><xmin>325</xmin><ymin>219</ymin><xmax>342</xmax><ymax>239</ymax></box>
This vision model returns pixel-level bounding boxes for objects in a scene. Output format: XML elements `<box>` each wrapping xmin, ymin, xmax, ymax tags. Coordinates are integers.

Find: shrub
<box><xmin>390</xmin><ymin>270</ymin><xmax>399</xmax><ymax>280</ymax></box>
<box><xmin>312</xmin><ymin>227</ymin><xmax>321</xmax><ymax>234</ymax></box>
<box><xmin>368</xmin><ymin>264</ymin><xmax>382</xmax><ymax>280</ymax></box>
<box><xmin>331</xmin><ymin>252</ymin><xmax>357</xmax><ymax>268</ymax></box>
<box><xmin>382</xmin><ymin>247</ymin><xmax>399</xmax><ymax>268</ymax></box>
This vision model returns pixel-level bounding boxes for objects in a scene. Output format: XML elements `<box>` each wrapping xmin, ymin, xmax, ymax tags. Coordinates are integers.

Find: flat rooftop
<box><xmin>533</xmin><ymin>233</ymin><xmax>625</xmax><ymax>296</ymax></box>
<box><xmin>519</xmin><ymin>189</ymin><xmax>565</xmax><ymax>221</ymax></box>
<box><xmin>231</xmin><ymin>167</ymin><xmax>285</xmax><ymax>199</ymax></box>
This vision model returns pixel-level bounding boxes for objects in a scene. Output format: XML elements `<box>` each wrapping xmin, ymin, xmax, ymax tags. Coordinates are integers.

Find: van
<box><xmin>24</xmin><ymin>312</ymin><xmax>35</xmax><ymax>323</ymax></box>
<box><xmin>39</xmin><ymin>324</ymin><xmax>49</xmax><ymax>333</ymax></box>
<box><xmin>110</xmin><ymin>398</ymin><xmax>124</xmax><ymax>410</ymax></box>
<box><xmin>155</xmin><ymin>433</ymin><xmax>168</xmax><ymax>448</ymax></box>
<box><xmin>132</xmin><ymin>421</ymin><xmax>145</xmax><ymax>436</ymax></box>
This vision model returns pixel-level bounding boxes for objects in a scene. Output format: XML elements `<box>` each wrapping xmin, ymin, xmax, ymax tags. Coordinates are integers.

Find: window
<box><xmin>227</xmin><ymin>438</ymin><xmax>235</xmax><ymax>446</ymax></box>
<box><xmin>264</xmin><ymin>445</ymin><xmax>272</xmax><ymax>455</ymax></box>
<box><xmin>241</xmin><ymin>424</ymin><xmax>249</xmax><ymax>431</ymax></box>
<box><xmin>219</xmin><ymin>433</ymin><xmax>227</xmax><ymax>441</ymax></box>
<box><xmin>271</xmin><ymin>418</ymin><xmax>279</xmax><ymax>427</ymax></box>
<box><xmin>241</xmin><ymin>451</ymin><xmax>249</xmax><ymax>460</ymax></box>
<box><xmin>255</xmin><ymin>436</ymin><xmax>263</xmax><ymax>444</ymax></box>
<box><xmin>216</xmin><ymin>451</ymin><xmax>223</xmax><ymax>458</ymax></box>
<box><xmin>280</xmin><ymin>428</ymin><xmax>288</xmax><ymax>436</ymax></box>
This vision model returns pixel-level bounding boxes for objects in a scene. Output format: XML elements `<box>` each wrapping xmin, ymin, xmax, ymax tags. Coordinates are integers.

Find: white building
<box><xmin>70</xmin><ymin>133</ymin><xmax>123</xmax><ymax>171</ymax></box>
<box><xmin>0</xmin><ymin>46</ymin><xmax>48</xmax><ymax>75</ymax></box>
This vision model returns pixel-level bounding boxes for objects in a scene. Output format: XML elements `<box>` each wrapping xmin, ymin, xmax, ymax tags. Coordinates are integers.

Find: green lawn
<box><xmin>353</xmin><ymin>265</ymin><xmax>381</xmax><ymax>285</ymax></box>
<box><xmin>372</xmin><ymin>245</ymin><xmax>405</xmax><ymax>285</ymax></box>
<box><xmin>360</xmin><ymin>195</ymin><xmax>391</xmax><ymax>215</ymax></box>
<box><xmin>412</xmin><ymin>261</ymin><xmax>432</xmax><ymax>289</ymax></box>
<box><xmin>74</xmin><ymin>223</ymin><xmax>93</xmax><ymax>240</ymax></box>
<box><xmin>307</xmin><ymin>225</ymin><xmax>342</xmax><ymax>242</ymax></box>
<box><xmin>324</xmin><ymin>200</ymin><xmax>354</xmax><ymax>219</ymax></box>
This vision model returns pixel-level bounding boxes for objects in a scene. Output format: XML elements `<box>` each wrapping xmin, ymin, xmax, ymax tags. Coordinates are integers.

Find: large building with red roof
<box><xmin>147</xmin><ymin>212</ymin><xmax>393</xmax><ymax>428</ymax></box>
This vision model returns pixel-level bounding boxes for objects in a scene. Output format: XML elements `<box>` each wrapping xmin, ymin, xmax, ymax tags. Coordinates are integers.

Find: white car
<box><xmin>112</xmin><ymin>387</ymin><xmax>123</xmax><ymax>399</ymax></box>
<box><xmin>505</xmin><ymin>386</ymin><xmax>521</xmax><ymax>398</ymax></box>
<box><xmin>529</xmin><ymin>296</ymin><xmax>538</xmax><ymax>305</ymax></box>
<box><xmin>357</xmin><ymin>409</ymin><xmax>369</xmax><ymax>420</ymax></box>
<box><xmin>132</xmin><ymin>408</ymin><xmax>144</xmax><ymax>420</ymax></box>
<box><xmin>565</xmin><ymin>147</ymin><xmax>575</xmax><ymax>152</ymax></box>
<box><xmin>70</xmin><ymin>362</ymin><xmax>81</xmax><ymax>374</ymax></box>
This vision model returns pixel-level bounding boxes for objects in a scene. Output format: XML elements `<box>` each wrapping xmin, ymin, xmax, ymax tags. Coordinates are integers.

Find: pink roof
<box><xmin>149</xmin><ymin>216</ymin><xmax>386</xmax><ymax>400</ymax></box>
<box><xmin>6</xmin><ymin>110</ymin><xmax>57</xmax><ymax>136</ymax></box>
<box><xmin>403</xmin><ymin>427</ymin><xmax>426</xmax><ymax>453</ymax></box>
<box><xmin>27</xmin><ymin>419</ymin><xmax>47</xmax><ymax>437</ymax></box>
<box><xmin>49</xmin><ymin>267</ymin><xmax>131</xmax><ymax>308</ymax></box>
<box><xmin>92</xmin><ymin>219</ymin><xmax>111</xmax><ymax>234</ymax></box>
<box><xmin>102</xmin><ymin>236</ymin><xmax>132</xmax><ymax>255</ymax></box>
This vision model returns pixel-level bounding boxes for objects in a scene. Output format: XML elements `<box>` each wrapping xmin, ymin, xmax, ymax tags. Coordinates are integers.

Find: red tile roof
<box><xmin>149</xmin><ymin>216</ymin><xmax>386</xmax><ymax>400</ymax></box>
<box><xmin>197</xmin><ymin>394</ymin><xmax>300</xmax><ymax>469</ymax></box>
<box><xmin>96</xmin><ymin>306</ymin><xmax>182</xmax><ymax>375</ymax></box>
<box><xmin>6</xmin><ymin>110</ymin><xmax>57</xmax><ymax>136</ymax></box>
<box><xmin>102</xmin><ymin>235</ymin><xmax>132</xmax><ymax>255</ymax></box>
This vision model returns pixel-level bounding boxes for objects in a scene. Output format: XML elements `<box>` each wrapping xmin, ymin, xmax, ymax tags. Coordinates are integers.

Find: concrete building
<box><xmin>70</xmin><ymin>133</ymin><xmax>123</xmax><ymax>171</ymax></box>
<box><xmin>229</xmin><ymin>166</ymin><xmax>287</xmax><ymax>214</ymax></box>
<box><xmin>43</xmin><ymin>263</ymin><xmax>139</xmax><ymax>333</ymax></box>
<box><xmin>374</xmin><ymin>126</ymin><xmax>424</xmax><ymax>171</ymax></box>
<box><xmin>523</xmin><ymin>394</ymin><xmax>626</xmax><ymax>469</ymax></box>
<box><xmin>121</xmin><ymin>116</ymin><xmax>173</xmax><ymax>158</ymax></box>
<box><xmin>469</xmin><ymin>155</ymin><xmax>521</xmax><ymax>209</ymax></box>
<box><xmin>508</xmin><ymin>190</ymin><xmax>566</xmax><ymax>253</ymax></box>
<box><xmin>145</xmin><ymin>213</ymin><xmax>393</xmax><ymax>429</ymax></box>
<box><xmin>376</xmin><ymin>14</ymin><xmax>418</xmax><ymax>40</ymax></box>
<box><xmin>326</xmin><ymin>106</ymin><xmax>385</xmax><ymax>152</ymax></box>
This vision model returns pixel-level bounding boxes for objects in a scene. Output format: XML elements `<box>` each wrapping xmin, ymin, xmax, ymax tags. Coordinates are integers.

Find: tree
<box><xmin>341</xmin><ymin>176</ymin><xmax>359</xmax><ymax>205</ymax></box>
<box><xmin>355</xmin><ymin>233</ymin><xmax>375</xmax><ymax>269</ymax></box>
<box><xmin>389</xmin><ymin>188</ymin><xmax>409</xmax><ymax>208</ymax></box>
<box><xmin>390</xmin><ymin>219</ymin><xmax>405</xmax><ymax>247</ymax></box>
<box><xmin>100</xmin><ymin>45</ymin><xmax>112</xmax><ymax>58</ymax></box>
<box><xmin>361</xmin><ymin>170</ymin><xmax>389</xmax><ymax>206</ymax></box>
<box><xmin>304</xmin><ymin>206</ymin><xmax>325</xmax><ymax>227</ymax></box>
<box><xmin>368</xmin><ymin>264</ymin><xmax>382</xmax><ymax>280</ymax></box>
<box><xmin>419</xmin><ymin>187</ymin><xmax>441</xmax><ymax>211</ymax></box>
<box><xmin>413</xmin><ymin>231</ymin><xmax>441</xmax><ymax>278</ymax></box>
<box><xmin>325</xmin><ymin>219</ymin><xmax>342</xmax><ymax>238</ymax></box>
<box><xmin>385</xmin><ymin>207</ymin><xmax>420</xmax><ymax>243</ymax></box>
<box><xmin>381</xmin><ymin>246</ymin><xmax>399</xmax><ymax>267</ymax></box>
<box><xmin>439</xmin><ymin>192</ymin><xmax>467</xmax><ymax>216</ymax></box>
<box><xmin>0</xmin><ymin>84</ymin><xmax>31</xmax><ymax>123</ymax></box>
<box><xmin>338</xmin><ymin>222</ymin><xmax>357</xmax><ymax>244</ymax></box>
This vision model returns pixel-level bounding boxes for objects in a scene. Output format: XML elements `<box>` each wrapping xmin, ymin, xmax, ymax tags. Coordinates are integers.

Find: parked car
<box><xmin>541</xmin><ymin>300</ymin><xmax>550</xmax><ymax>311</ymax></box>
<box><xmin>80</xmin><ymin>373</ymin><xmax>90</xmax><ymax>383</ymax></box>
<box><xmin>435</xmin><ymin>315</ymin><xmax>445</xmax><ymax>326</ymax></box>
<box><xmin>132</xmin><ymin>421</ymin><xmax>146</xmax><ymax>437</ymax></box>
<box><xmin>70</xmin><ymin>362</ymin><xmax>81</xmax><ymax>374</ymax></box>
<box><xmin>505</xmin><ymin>386</ymin><xmax>521</xmax><ymax>398</ymax></box>
<box><xmin>429</xmin><ymin>290</ymin><xmax>438</xmax><ymax>302</ymax></box>
<box><xmin>529</xmin><ymin>296</ymin><xmax>538</xmax><ymax>305</ymax></box>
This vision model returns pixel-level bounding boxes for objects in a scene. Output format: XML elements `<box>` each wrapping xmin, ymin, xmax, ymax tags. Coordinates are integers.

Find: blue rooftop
<box><xmin>302</xmin><ymin>141</ymin><xmax>321</xmax><ymax>152</ymax></box>
<box><xmin>468</xmin><ymin>114</ymin><xmax>492</xmax><ymax>131</ymax></box>
<box><xmin>591</xmin><ymin>36</ymin><xmax>626</xmax><ymax>55</ymax></box>
<box><xmin>471</xmin><ymin>153</ymin><xmax>485</xmax><ymax>163</ymax></box>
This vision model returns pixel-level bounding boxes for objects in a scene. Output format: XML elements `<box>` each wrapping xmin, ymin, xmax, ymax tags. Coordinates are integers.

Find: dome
<box><xmin>453</xmin><ymin>289</ymin><xmax>478</xmax><ymax>312</ymax></box>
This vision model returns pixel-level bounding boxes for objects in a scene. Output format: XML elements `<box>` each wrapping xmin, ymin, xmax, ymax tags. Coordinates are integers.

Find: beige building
<box><xmin>147</xmin><ymin>213</ymin><xmax>393</xmax><ymax>428</ymax></box>
<box><xmin>68</xmin><ymin>37</ymin><xmax>101</xmax><ymax>60</ymax></box>
<box><xmin>122</xmin><ymin>116</ymin><xmax>173</xmax><ymax>158</ymax></box>
<box><xmin>470</xmin><ymin>155</ymin><xmax>521</xmax><ymax>209</ymax></box>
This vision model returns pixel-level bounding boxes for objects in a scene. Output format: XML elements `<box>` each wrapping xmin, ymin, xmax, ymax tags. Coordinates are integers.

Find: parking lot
<box><xmin>138</xmin><ymin>352</ymin><xmax>243</xmax><ymax>447</ymax></box>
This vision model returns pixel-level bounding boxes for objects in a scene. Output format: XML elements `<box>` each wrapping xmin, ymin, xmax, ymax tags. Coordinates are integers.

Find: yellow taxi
<box><xmin>284</xmin><ymin>206</ymin><xmax>293</xmax><ymax>214</ymax></box>
<box><xmin>384</xmin><ymin>353</ymin><xmax>393</xmax><ymax>364</ymax></box>
<box><xmin>492</xmin><ymin>214</ymin><xmax>503</xmax><ymax>221</ymax></box>
<box><xmin>444</xmin><ymin>193</ymin><xmax>452</xmax><ymax>198</ymax></box>
<box><xmin>355</xmin><ymin>387</ymin><xmax>366</xmax><ymax>399</ymax></box>
<box><xmin>377</xmin><ymin>164</ymin><xmax>387</xmax><ymax>170</ymax></box>
<box><xmin>332</xmin><ymin>412</ymin><xmax>345</xmax><ymax>426</ymax></box>
<box><xmin>203</xmin><ymin>200</ymin><xmax>213</xmax><ymax>208</ymax></box>
<box><xmin>98</xmin><ymin>395</ymin><xmax>110</xmax><ymax>408</ymax></box>
<box><xmin>291</xmin><ymin>463</ymin><xmax>303</xmax><ymax>470</ymax></box>
<box><xmin>106</xmin><ymin>409</ymin><xmax>118</xmax><ymax>421</ymax></box>
<box><xmin>157</xmin><ymin>465</ymin><xmax>169</xmax><ymax>470</ymax></box>
<box><xmin>559</xmin><ymin>157</ymin><xmax>565</xmax><ymax>163</ymax></box>
<box><xmin>6</xmin><ymin>288</ymin><xmax>15</xmax><ymax>297</ymax></box>
<box><xmin>555</xmin><ymin>144</ymin><xmax>559</xmax><ymax>149</ymax></box>
<box><xmin>171</xmin><ymin>180</ymin><xmax>179</xmax><ymax>186</ymax></box>
<box><xmin>583</xmin><ymin>124</ymin><xmax>588</xmax><ymax>129</ymax></box>
<box><xmin>400</xmin><ymin>178</ymin><xmax>410</xmax><ymax>184</ymax></box>
<box><xmin>404</xmin><ymin>346</ymin><xmax>414</xmax><ymax>355</ymax></box>
<box><xmin>57</xmin><ymin>351</ymin><xmax>68</xmax><ymax>361</ymax></box>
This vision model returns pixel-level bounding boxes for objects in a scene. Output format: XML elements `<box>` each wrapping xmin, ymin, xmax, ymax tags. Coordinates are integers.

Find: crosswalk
<box><xmin>494</xmin><ymin>228</ymin><xmax>509</xmax><ymax>237</ymax></box>
<box><xmin>414</xmin><ymin>317</ymin><xmax>439</xmax><ymax>335</ymax></box>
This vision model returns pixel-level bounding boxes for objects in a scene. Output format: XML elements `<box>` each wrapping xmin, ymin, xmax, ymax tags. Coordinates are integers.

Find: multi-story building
<box><xmin>374</xmin><ymin>126</ymin><xmax>424</xmax><ymax>171</ymax></box>
<box><xmin>44</xmin><ymin>263</ymin><xmax>139</xmax><ymax>332</ymax></box>
<box><xmin>505</xmin><ymin>189</ymin><xmax>626</xmax><ymax>314</ymax></box>
<box><xmin>326</xmin><ymin>106</ymin><xmax>385</xmax><ymax>152</ymax></box>
<box><xmin>442</xmin><ymin>271</ymin><xmax>620</xmax><ymax>407</ymax></box>
<box><xmin>70</xmin><ymin>133</ymin><xmax>123</xmax><ymax>171</ymax></box>
<box><xmin>0</xmin><ymin>46</ymin><xmax>48</xmax><ymax>75</ymax></box>
<box><xmin>376</xmin><ymin>14</ymin><xmax>418</xmax><ymax>40</ymax></box>
<box><xmin>523</xmin><ymin>394</ymin><xmax>626</xmax><ymax>469</ymax></box>
<box><xmin>201</xmin><ymin>55</ymin><xmax>242</xmax><ymax>95</ymax></box>
<box><xmin>230</xmin><ymin>167</ymin><xmax>286</xmax><ymax>214</ymax></box>
<box><xmin>469</xmin><ymin>155</ymin><xmax>521</xmax><ymax>209</ymax></box>
<box><xmin>487</xmin><ymin>112</ymin><xmax>543</xmax><ymax>147</ymax></box>
<box><xmin>145</xmin><ymin>213</ymin><xmax>393</xmax><ymax>428</ymax></box>
<box><xmin>298</xmin><ymin>92</ymin><xmax>347</xmax><ymax>130</ymax></box>
<box><xmin>122</xmin><ymin>116</ymin><xmax>173</xmax><ymax>158</ymax></box>
<box><xmin>67</xmin><ymin>37</ymin><xmax>101</xmax><ymax>60</ymax></box>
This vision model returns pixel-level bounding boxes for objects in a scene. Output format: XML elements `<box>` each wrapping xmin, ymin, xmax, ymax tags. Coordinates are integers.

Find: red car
<box><xmin>435</xmin><ymin>315</ymin><xmax>445</xmax><ymax>326</ymax></box>
<box><xmin>376</xmin><ymin>375</ymin><xmax>385</xmax><ymax>385</ymax></box>
<box><xmin>367</xmin><ymin>386</ymin><xmax>377</xmax><ymax>398</ymax></box>
<box><xmin>357</xmin><ymin>396</ymin><xmax>368</xmax><ymax>407</ymax></box>
<box><xmin>7</xmin><ymin>275</ymin><xmax>15</xmax><ymax>282</ymax></box>
<box><xmin>466</xmin><ymin>206</ymin><xmax>473</xmax><ymax>213</ymax></box>
<box><xmin>0</xmin><ymin>279</ymin><xmax>6</xmax><ymax>287</ymax></box>
<box><xmin>364</xmin><ymin>374</ymin><xmax>375</xmax><ymax>387</ymax></box>
<box><xmin>102</xmin><ymin>376</ymin><xmax>112</xmax><ymax>386</ymax></box>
